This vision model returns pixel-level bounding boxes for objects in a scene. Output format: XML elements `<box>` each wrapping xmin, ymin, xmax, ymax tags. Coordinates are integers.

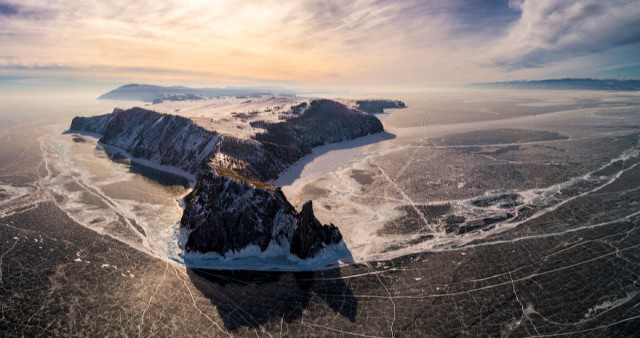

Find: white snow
<box><xmin>149</xmin><ymin>95</ymin><xmax>309</xmax><ymax>138</ymax></box>
<box><xmin>585</xmin><ymin>291</ymin><xmax>638</xmax><ymax>318</ymax></box>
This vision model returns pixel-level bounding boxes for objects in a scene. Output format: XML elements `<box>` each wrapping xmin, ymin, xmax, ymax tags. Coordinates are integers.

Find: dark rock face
<box><xmin>180</xmin><ymin>167</ymin><xmax>297</xmax><ymax>255</ymax></box>
<box><xmin>253</xmin><ymin>99</ymin><xmax>383</xmax><ymax>138</ymax></box>
<box><xmin>248</xmin><ymin>99</ymin><xmax>384</xmax><ymax>181</ymax></box>
<box><xmin>180</xmin><ymin>168</ymin><xmax>342</xmax><ymax>259</ymax></box>
<box><xmin>70</xmin><ymin>107</ymin><xmax>219</xmax><ymax>174</ymax></box>
<box><xmin>70</xmin><ymin>110</ymin><xmax>116</xmax><ymax>135</ymax></box>
<box><xmin>290</xmin><ymin>201</ymin><xmax>342</xmax><ymax>259</ymax></box>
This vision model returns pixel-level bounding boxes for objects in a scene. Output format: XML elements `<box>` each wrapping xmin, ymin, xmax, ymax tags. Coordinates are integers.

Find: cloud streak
<box><xmin>486</xmin><ymin>0</ymin><xmax>640</xmax><ymax>70</ymax></box>
<box><xmin>0</xmin><ymin>2</ymin><xmax>18</xmax><ymax>16</ymax></box>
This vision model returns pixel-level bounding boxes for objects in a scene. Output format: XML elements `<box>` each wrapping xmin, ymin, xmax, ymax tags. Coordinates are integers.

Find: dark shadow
<box><xmin>64</xmin><ymin>130</ymin><xmax>192</xmax><ymax>188</ymax></box>
<box><xmin>127</xmin><ymin>161</ymin><xmax>191</xmax><ymax>188</ymax></box>
<box><xmin>101</xmin><ymin>146</ymin><xmax>192</xmax><ymax>188</ymax></box>
<box><xmin>297</xmin><ymin>268</ymin><xmax>358</xmax><ymax>322</ymax></box>
<box><xmin>187</xmin><ymin>265</ymin><xmax>357</xmax><ymax>331</ymax></box>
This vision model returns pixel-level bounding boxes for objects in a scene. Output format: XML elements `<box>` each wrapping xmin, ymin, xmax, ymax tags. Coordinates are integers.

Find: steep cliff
<box><xmin>71</xmin><ymin>107</ymin><xmax>219</xmax><ymax>174</ymax></box>
<box><xmin>291</xmin><ymin>201</ymin><xmax>342</xmax><ymax>259</ymax></box>
<box><xmin>250</xmin><ymin>99</ymin><xmax>383</xmax><ymax>173</ymax></box>
<box><xmin>69</xmin><ymin>110</ymin><xmax>115</xmax><ymax>135</ymax></box>
<box><xmin>180</xmin><ymin>166</ymin><xmax>298</xmax><ymax>255</ymax></box>
<box><xmin>180</xmin><ymin>166</ymin><xmax>342</xmax><ymax>258</ymax></box>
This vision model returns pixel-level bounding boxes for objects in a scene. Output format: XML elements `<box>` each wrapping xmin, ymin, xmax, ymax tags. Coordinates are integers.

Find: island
<box><xmin>70</xmin><ymin>92</ymin><xmax>404</xmax><ymax>262</ymax></box>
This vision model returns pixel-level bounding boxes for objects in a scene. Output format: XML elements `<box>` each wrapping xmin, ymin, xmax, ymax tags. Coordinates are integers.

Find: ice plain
<box><xmin>2</xmin><ymin>89</ymin><xmax>640</xmax><ymax>336</ymax></box>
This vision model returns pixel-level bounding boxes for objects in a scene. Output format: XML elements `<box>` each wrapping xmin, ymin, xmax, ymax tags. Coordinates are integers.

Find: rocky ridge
<box><xmin>71</xmin><ymin>107</ymin><xmax>219</xmax><ymax>174</ymax></box>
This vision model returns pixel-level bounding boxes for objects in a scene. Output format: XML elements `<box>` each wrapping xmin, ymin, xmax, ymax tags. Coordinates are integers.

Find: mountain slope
<box><xmin>470</xmin><ymin>78</ymin><xmax>640</xmax><ymax>91</ymax></box>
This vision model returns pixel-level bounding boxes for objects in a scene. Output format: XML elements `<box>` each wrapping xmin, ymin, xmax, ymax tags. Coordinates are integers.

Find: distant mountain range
<box><xmin>98</xmin><ymin>84</ymin><xmax>298</xmax><ymax>102</ymax></box>
<box><xmin>470</xmin><ymin>78</ymin><xmax>640</xmax><ymax>91</ymax></box>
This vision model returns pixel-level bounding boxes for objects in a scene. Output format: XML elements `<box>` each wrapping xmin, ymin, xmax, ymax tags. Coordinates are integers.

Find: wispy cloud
<box><xmin>0</xmin><ymin>2</ymin><xmax>18</xmax><ymax>16</ymax></box>
<box><xmin>486</xmin><ymin>0</ymin><xmax>640</xmax><ymax>70</ymax></box>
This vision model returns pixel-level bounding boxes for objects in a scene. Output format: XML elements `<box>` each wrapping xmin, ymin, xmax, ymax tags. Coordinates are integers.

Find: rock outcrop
<box><xmin>180</xmin><ymin>166</ymin><xmax>298</xmax><ymax>255</ymax></box>
<box><xmin>180</xmin><ymin>166</ymin><xmax>342</xmax><ymax>259</ymax></box>
<box><xmin>247</xmin><ymin>99</ymin><xmax>384</xmax><ymax>180</ymax></box>
<box><xmin>291</xmin><ymin>201</ymin><xmax>342</xmax><ymax>259</ymax></box>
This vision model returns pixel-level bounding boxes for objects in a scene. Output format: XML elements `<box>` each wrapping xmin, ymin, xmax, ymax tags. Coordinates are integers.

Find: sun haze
<box><xmin>1</xmin><ymin>0</ymin><xmax>639</xmax><ymax>93</ymax></box>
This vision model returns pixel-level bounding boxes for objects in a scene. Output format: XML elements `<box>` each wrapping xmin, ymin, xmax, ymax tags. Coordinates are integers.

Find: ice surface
<box><xmin>37</xmin><ymin>92</ymin><xmax>640</xmax><ymax>272</ymax></box>
<box><xmin>40</xmin><ymin>127</ymin><xmax>187</xmax><ymax>259</ymax></box>
<box><xmin>277</xmin><ymin>100</ymin><xmax>640</xmax><ymax>263</ymax></box>
<box><xmin>178</xmin><ymin>230</ymin><xmax>353</xmax><ymax>271</ymax></box>
<box><xmin>273</xmin><ymin>131</ymin><xmax>393</xmax><ymax>198</ymax></box>
<box><xmin>4</xmin><ymin>90</ymin><xmax>640</xmax><ymax>336</ymax></box>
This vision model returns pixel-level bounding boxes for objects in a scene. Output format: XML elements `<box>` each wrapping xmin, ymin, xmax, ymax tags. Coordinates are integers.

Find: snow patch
<box><xmin>585</xmin><ymin>291</ymin><xmax>638</xmax><ymax>318</ymax></box>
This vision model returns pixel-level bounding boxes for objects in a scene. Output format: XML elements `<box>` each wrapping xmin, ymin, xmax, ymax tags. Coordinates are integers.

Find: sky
<box><xmin>1</xmin><ymin>0</ymin><xmax>640</xmax><ymax>95</ymax></box>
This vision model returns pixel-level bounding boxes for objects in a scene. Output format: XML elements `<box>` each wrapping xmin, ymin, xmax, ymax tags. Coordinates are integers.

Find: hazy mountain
<box><xmin>470</xmin><ymin>78</ymin><xmax>640</xmax><ymax>91</ymax></box>
<box><xmin>98</xmin><ymin>84</ymin><xmax>299</xmax><ymax>102</ymax></box>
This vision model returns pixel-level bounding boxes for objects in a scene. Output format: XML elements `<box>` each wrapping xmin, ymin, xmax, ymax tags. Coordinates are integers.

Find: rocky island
<box><xmin>70</xmin><ymin>93</ymin><xmax>404</xmax><ymax>262</ymax></box>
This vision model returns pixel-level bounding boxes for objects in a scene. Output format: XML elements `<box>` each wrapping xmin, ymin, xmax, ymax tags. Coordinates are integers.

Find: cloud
<box><xmin>1</xmin><ymin>0</ymin><xmax>479</xmax><ymax>85</ymax></box>
<box><xmin>0</xmin><ymin>1</ymin><xmax>55</xmax><ymax>20</ymax></box>
<box><xmin>0</xmin><ymin>2</ymin><xmax>18</xmax><ymax>16</ymax></box>
<box><xmin>486</xmin><ymin>0</ymin><xmax>640</xmax><ymax>69</ymax></box>
<box><xmin>0</xmin><ymin>0</ymin><xmax>637</xmax><ymax>89</ymax></box>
